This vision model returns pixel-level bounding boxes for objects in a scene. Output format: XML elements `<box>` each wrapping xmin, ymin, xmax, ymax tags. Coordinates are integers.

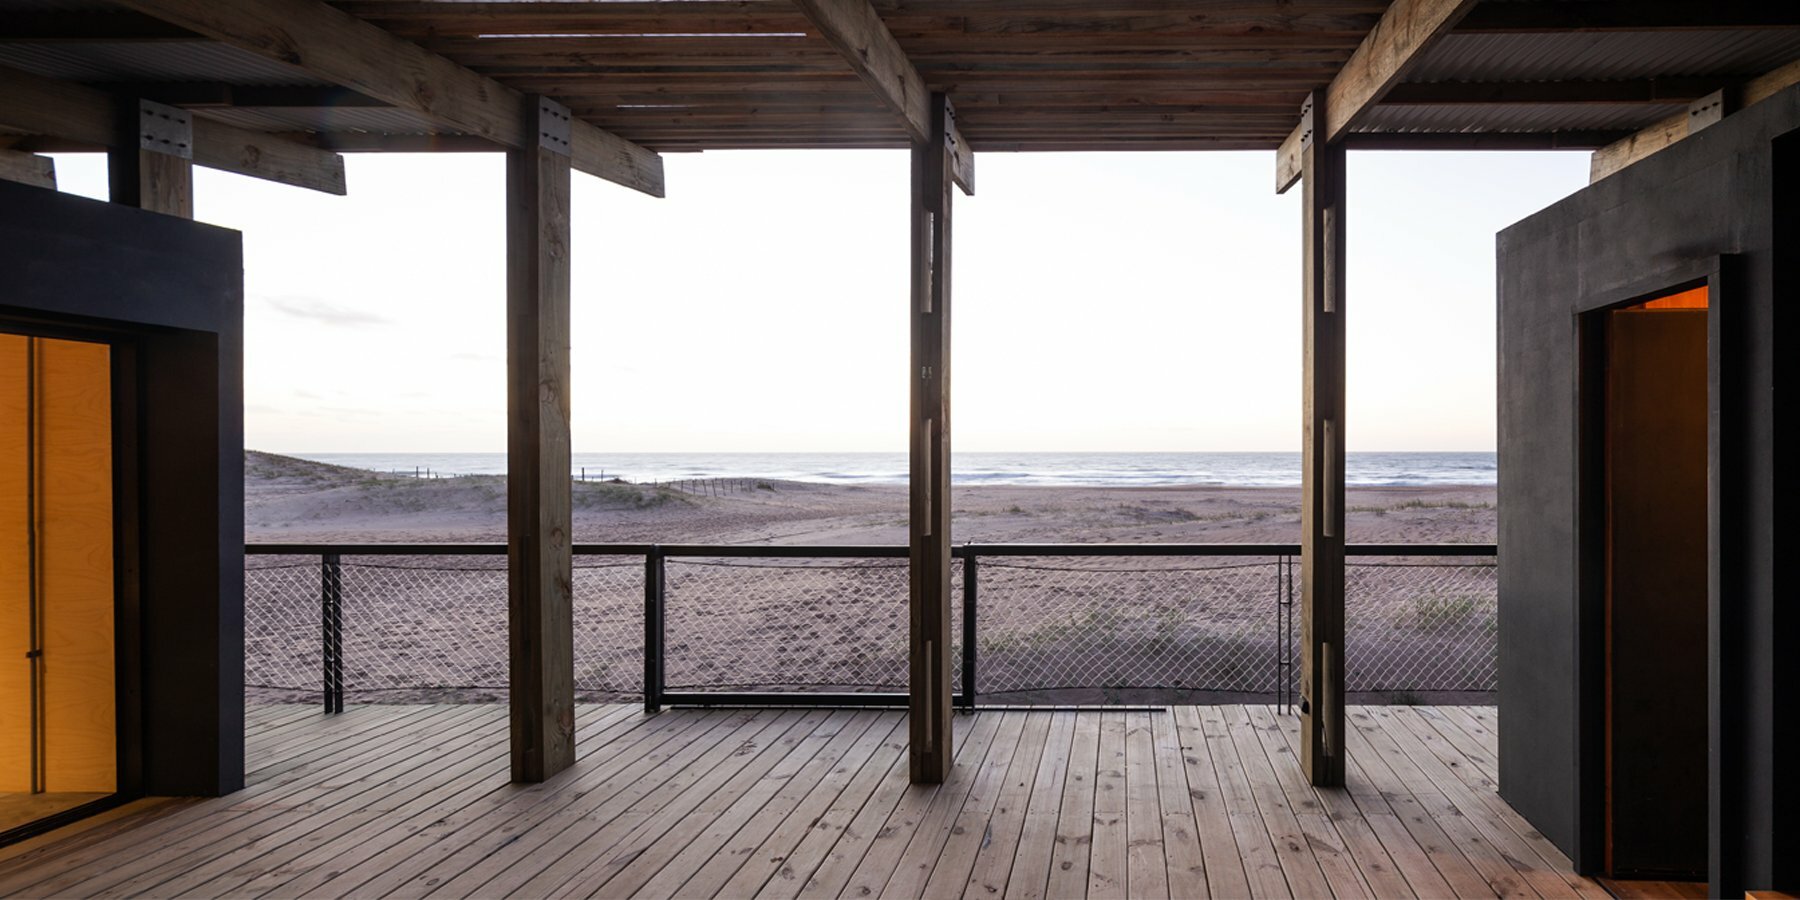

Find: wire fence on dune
<box><xmin>244</xmin><ymin>545</ymin><xmax>1495</xmax><ymax>706</ymax></box>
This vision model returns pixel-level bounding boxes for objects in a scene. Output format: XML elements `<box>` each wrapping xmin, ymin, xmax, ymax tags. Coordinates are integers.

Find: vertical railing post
<box><xmin>644</xmin><ymin>546</ymin><xmax>665</xmax><ymax>713</ymax></box>
<box><xmin>960</xmin><ymin>549</ymin><xmax>977</xmax><ymax>711</ymax></box>
<box><xmin>321</xmin><ymin>553</ymin><xmax>343</xmax><ymax>714</ymax></box>
<box><xmin>1284</xmin><ymin>554</ymin><xmax>1297</xmax><ymax>714</ymax></box>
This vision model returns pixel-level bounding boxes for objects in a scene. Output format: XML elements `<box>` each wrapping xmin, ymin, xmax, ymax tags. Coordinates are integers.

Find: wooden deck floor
<box><xmin>0</xmin><ymin>704</ymin><xmax>1606</xmax><ymax>899</ymax></box>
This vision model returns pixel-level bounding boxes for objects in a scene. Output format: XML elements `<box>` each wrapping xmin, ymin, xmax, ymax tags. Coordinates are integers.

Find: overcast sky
<box><xmin>53</xmin><ymin>148</ymin><xmax>1587</xmax><ymax>454</ymax></box>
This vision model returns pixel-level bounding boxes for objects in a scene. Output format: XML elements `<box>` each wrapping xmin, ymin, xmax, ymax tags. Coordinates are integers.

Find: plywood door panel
<box><xmin>0</xmin><ymin>334</ymin><xmax>30</xmax><ymax>793</ymax></box>
<box><xmin>38</xmin><ymin>337</ymin><xmax>114</xmax><ymax>794</ymax></box>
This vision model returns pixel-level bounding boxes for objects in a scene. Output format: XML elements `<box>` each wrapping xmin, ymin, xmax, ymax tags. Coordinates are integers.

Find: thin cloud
<box><xmin>260</xmin><ymin>295</ymin><xmax>392</xmax><ymax>327</ymax></box>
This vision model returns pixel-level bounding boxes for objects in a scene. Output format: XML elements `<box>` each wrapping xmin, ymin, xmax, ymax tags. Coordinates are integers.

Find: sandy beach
<box><xmin>247</xmin><ymin>451</ymin><xmax>1494</xmax><ymax>546</ymax></box>
<box><xmin>244</xmin><ymin>452</ymin><xmax>1497</xmax><ymax>705</ymax></box>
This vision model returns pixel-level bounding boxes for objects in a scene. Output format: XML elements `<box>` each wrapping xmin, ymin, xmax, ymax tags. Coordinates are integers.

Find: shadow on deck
<box><xmin>0</xmin><ymin>704</ymin><xmax>1603</xmax><ymax>899</ymax></box>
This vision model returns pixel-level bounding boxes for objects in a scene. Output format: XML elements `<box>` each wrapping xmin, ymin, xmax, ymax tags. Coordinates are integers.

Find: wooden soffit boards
<box><xmin>111</xmin><ymin>0</ymin><xmax>664</xmax><ymax>197</ymax></box>
<box><xmin>1276</xmin><ymin>0</ymin><xmax>1481</xmax><ymax>192</ymax></box>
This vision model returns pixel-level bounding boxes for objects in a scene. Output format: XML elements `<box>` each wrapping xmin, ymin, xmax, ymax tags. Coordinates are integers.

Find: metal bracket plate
<box><xmin>137</xmin><ymin>98</ymin><xmax>193</xmax><ymax>160</ymax></box>
<box><xmin>537</xmin><ymin>97</ymin><xmax>572</xmax><ymax>157</ymax></box>
<box><xmin>1299</xmin><ymin>93</ymin><xmax>1318</xmax><ymax>152</ymax></box>
<box><xmin>1688</xmin><ymin>89</ymin><xmax>1729</xmax><ymax>134</ymax></box>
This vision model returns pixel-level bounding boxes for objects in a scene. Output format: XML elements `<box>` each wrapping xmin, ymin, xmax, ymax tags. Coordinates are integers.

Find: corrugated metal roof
<box><xmin>0</xmin><ymin>40</ymin><xmax>330</xmax><ymax>86</ymax></box>
<box><xmin>1412</xmin><ymin>30</ymin><xmax>1800</xmax><ymax>83</ymax></box>
<box><xmin>1357</xmin><ymin>102</ymin><xmax>1682</xmax><ymax>134</ymax></box>
<box><xmin>0</xmin><ymin>0</ymin><xmax>117</xmax><ymax>11</ymax></box>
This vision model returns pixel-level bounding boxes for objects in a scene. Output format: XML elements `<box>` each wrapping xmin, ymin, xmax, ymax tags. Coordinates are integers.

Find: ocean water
<box><xmin>284</xmin><ymin>451</ymin><xmax>1495</xmax><ymax>487</ymax></box>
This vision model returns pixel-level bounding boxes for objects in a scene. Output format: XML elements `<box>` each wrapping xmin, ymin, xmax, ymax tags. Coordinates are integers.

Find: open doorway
<box><xmin>1599</xmin><ymin>285</ymin><xmax>1708</xmax><ymax>880</ymax></box>
<box><xmin>1</xmin><ymin>333</ymin><xmax>119</xmax><ymax>838</ymax></box>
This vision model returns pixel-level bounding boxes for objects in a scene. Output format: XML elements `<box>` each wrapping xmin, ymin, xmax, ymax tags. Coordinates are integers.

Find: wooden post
<box><xmin>506</xmin><ymin>95</ymin><xmax>575</xmax><ymax>783</ymax></box>
<box><xmin>109</xmin><ymin>98</ymin><xmax>193</xmax><ymax>217</ymax></box>
<box><xmin>1299</xmin><ymin>90</ymin><xmax>1347</xmax><ymax>787</ymax></box>
<box><xmin>909</xmin><ymin>94</ymin><xmax>956</xmax><ymax>783</ymax></box>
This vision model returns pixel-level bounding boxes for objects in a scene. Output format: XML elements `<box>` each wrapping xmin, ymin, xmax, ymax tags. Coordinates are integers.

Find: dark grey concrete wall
<box><xmin>0</xmin><ymin>180</ymin><xmax>245</xmax><ymax>796</ymax></box>
<box><xmin>1498</xmin><ymin>86</ymin><xmax>1795</xmax><ymax>894</ymax></box>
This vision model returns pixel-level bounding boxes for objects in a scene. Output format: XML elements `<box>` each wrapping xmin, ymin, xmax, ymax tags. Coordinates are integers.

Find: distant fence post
<box><xmin>644</xmin><ymin>546</ymin><xmax>665</xmax><ymax>713</ymax></box>
<box><xmin>321</xmin><ymin>553</ymin><xmax>344</xmax><ymax>713</ymax></box>
<box><xmin>960</xmin><ymin>550</ymin><xmax>977</xmax><ymax>711</ymax></box>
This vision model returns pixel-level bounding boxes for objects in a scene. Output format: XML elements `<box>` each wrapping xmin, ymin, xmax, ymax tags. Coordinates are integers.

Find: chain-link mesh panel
<box><xmin>244</xmin><ymin>554</ymin><xmax>646</xmax><ymax>704</ymax></box>
<box><xmin>245</xmin><ymin>557</ymin><xmax>323</xmax><ymax>702</ymax></box>
<box><xmin>335</xmin><ymin>557</ymin><xmax>509</xmax><ymax>701</ymax></box>
<box><xmin>573</xmin><ymin>560</ymin><xmax>643</xmax><ymax>700</ymax></box>
<box><xmin>662</xmin><ymin>557</ymin><xmax>962</xmax><ymax>694</ymax></box>
<box><xmin>975</xmin><ymin>557</ymin><xmax>1284</xmax><ymax>702</ymax></box>
<box><xmin>245</xmin><ymin>548</ymin><xmax>1494</xmax><ymax>706</ymax></box>
<box><xmin>1344</xmin><ymin>558</ymin><xmax>1497</xmax><ymax>697</ymax></box>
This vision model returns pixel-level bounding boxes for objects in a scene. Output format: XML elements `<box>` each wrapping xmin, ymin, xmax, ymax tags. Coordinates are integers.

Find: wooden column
<box><xmin>909</xmin><ymin>94</ymin><xmax>955</xmax><ymax>783</ymax></box>
<box><xmin>506</xmin><ymin>96</ymin><xmax>575</xmax><ymax>783</ymax></box>
<box><xmin>108</xmin><ymin>98</ymin><xmax>193</xmax><ymax>217</ymax></box>
<box><xmin>1299</xmin><ymin>90</ymin><xmax>1348</xmax><ymax>787</ymax></box>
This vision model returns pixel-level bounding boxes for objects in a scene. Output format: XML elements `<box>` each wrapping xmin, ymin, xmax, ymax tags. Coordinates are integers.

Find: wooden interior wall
<box><xmin>0</xmin><ymin>334</ymin><xmax>115</xmax><ymax>796</ymax></box>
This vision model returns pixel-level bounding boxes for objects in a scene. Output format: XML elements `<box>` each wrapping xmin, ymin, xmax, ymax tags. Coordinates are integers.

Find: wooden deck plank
<box><xmin>816</xmin><ymin>711</ymin><xmax>1003</xmax><ymax>900</ymax></box>
<box><xmin>670</xmin><ymin>712</ymin><xmax>905</xmax><ymax>899</ymax></box>
<box><xmin>1272</xmin><ymin>710</ymin><xmax>1465</xmax><ymax>899</ymax></box>
<box><xmin>581</xmin><ymin>709</ymin><xmax>872</xmax><ymax>898</ymax></box>
<box><xmin>1231</xmin><ymin>705</ymin><xmax>1368</xmax><ymax>896</ymax></box>
<box><xmin>1167</xmin><ymin>705</ymin><xmax>1254</xmax><ymax>899</ymax></box>
<box><xmin>0</xmin><ymin>705</ymin><xmax>488</xmax><ymax>897</ymax></box>
<box><xmin>1149</xmin><ymin>710</ymin><xmax>1208</xmax><ymax>900</ymax></box>
<box><xmin>211</xmin><ymin>705</ymin><xmax>645</xmax><ymax>898</ymax></box>
<box><xmin>1086</xmin><ymin>710</ymin><xmax>1129</xmax><ymax>898</ymax></box>
<box><xmin>993</xmin><ymin>710</ymin><xmax>1076</xmax><ymax>900</ymax></box>
<box><xmin>0</xmin><ymin>705</ymin><xmax>1607</xmax><ymax>900</ymax></box>
<box><xmin>876</xmin><ymin>711</ymin><xmax>1026</xmax><ymax>899</ymax></box>
<box><xmin>430</xmin><ymin>709</ymin><xmax>816</xmax><ymax>897</ymax></box>
<box><xmin>1123</xmin><ymin>710</ymin><xmax>1170</xmax><ymax>900</ymax></box>
<box><xmin>1043</xmin><ymin>707</ymin><xmax>1102</xmax><ymax>900</ymax></box>
<box><xmin>1207</xmin><ymin>704</ymin><xmax>1330</xmax><ymax>899</ymax></box>
<box><xmin>111</xmin><ymin>707</ymin><xmax>517</xmax><ymax>898</ymax></box>
<box><xmin>921</xmin><ymin>712</ymin><xmax>1052</xmax><ymax>899</ymax></box>
<box><xmin>746</xmin><ymin>714</ymin><xmax>931</xmax><ymax>900</ymax></box>
<box><xmin>1346</xmin><ymin>708</ymin><xmax>1538</xmax><ymax>898</ymax></box>
<box><xmin>303</xmin><ymin>709</ymin><xmax>734</xmax><ymax>897</ymax></box>
<box><xmin>1246</xmin><ymin>705</ymin><xmax>1406</xmax><ymax>899</ymax></box>
<box><xmin>1381</xmin><ymin>706</ymin><xmax>1609</xmax><ymax>900</ymax></box>
<box><xmin>1411</xmin><ymin>706</ymin><xmax>1499</xmax><ymax>783</ymax></box>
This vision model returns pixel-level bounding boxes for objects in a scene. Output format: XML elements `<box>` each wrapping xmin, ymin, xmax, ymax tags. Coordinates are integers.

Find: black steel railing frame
<box><xmin>245</xmin><ymin>541</ymin><xmax>1497</xmax><ymax>712</ymax></box>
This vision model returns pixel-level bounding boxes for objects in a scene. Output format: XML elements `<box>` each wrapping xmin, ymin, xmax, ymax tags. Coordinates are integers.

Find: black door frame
<box><xmin>0</xmin><ymin>323</ymin><xmax>142</xmax><ymax>846</ymax></box>
<box><xmin>1573</xmin><ymin>254</ymin><xmax>1740</xmax><ymax>890</ymax></box>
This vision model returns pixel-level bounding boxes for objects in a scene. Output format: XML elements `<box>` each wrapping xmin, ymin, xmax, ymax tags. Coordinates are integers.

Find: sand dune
<box><xmin>246</xmin><ymin>450</ymin><xmax>1494</xmax><ymax>545</ymax></box>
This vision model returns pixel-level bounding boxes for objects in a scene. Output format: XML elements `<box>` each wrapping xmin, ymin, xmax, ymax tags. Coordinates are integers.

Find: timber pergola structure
<box><xmin>4</xmin><ymin>0</ymin><xmax>1798</xmax><ymax>788</ymax></box>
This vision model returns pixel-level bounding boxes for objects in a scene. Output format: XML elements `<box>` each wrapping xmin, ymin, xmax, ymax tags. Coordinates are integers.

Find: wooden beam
<box><xmin>109</xmin><ymin>98</ymin><xmax>194</xmax><ymax>217</ymax></box>
<box><xmin>1297</xmin><ymin>89</ymin><xmax>1347</xmax><ymax>788</ymax></box>
<box><xmin>506</xmin><ymin>95</ymin><xmax>576</xmax><ymax>784</ymax></box>
<box><xmin>1590</xmin><ymin>59</ymin><xmax>1800</xmax><ymax>182</ymax></box>
<box><xmin>0</xmin><ymin>64</ymin><xmax>346</xmax><ymax>195</ymax></box>
<box><xmin>1276</xmin><ymin>0</ymin><xmax>1478</xmax><ymax>192</ymax></box>
<box><xmin>97</xmin><ymin>83</ymin><xmax>388</xmax><ymax>109</ymax></box>
<box><xmin>792</xmin><ymin>0</ymin><xmax>972</xmax><ymax>194</ymax></box>
<box><xmin>909</xmin><ymin>92</ymin><xmax>955</xmax><ymax>784</ymax></box>
<box><xmin>0</xmin><ymin>150</ymin><xmax>55</xmax><ymax>189</ymax></box>
<box><xmin>1458</xmin><ymin>0</ymin><xmax>1800</xmax><ymax>33</ymax></box>
<box><xmin>111</xmin><ymin>0</ymin><xmax>664</xmax><ymax>197</ymax></box>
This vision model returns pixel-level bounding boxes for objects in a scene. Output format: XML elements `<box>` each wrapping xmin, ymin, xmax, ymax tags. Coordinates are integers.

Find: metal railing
<box><xmin>244</xmin><ymin>542</ymin><xmax>1496</xmax><ymax>711</ymax></box>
